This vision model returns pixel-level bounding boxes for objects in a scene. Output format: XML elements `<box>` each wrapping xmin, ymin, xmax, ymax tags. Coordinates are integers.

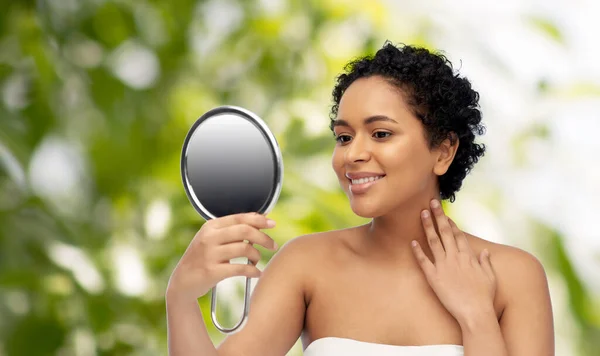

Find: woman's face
<box><xmin>331</xmin><ymin>75</ymin><xmax>442</xmax><ymax>218</ymax></box>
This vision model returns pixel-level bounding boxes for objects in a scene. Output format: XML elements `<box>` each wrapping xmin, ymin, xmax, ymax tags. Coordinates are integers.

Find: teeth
<box><xmin>351</xmin><ymin>176</ymin><xmax>383</xmax><ymax>185</ymax></box>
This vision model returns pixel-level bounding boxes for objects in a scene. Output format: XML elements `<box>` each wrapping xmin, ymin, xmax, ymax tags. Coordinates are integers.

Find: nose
<box><xmin>344</xmin><ymin>134</ymin><xmax>371</xmax><ymax>163</ymax></box>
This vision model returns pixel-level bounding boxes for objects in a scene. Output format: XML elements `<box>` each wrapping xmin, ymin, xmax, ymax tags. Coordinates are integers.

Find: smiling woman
<box><xmin>329</xmin><ymin>42</ymin><xmax>486</xmax><ymax>205</ymax></box>
<box><xmin>168</xmin><ymin>42</ymin><xmax>555</xmax><ymax>356</ymax></box>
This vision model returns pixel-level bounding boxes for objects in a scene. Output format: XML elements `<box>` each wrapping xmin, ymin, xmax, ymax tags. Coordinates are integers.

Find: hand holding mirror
<box><xmin>180</xmin><ymin>105</ymin><xmax>283</xmax><ymax>333</ymax></box>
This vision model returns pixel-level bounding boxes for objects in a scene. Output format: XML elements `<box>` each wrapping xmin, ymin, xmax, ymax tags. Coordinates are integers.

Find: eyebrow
<box><xmin>332</xmin><ymin>115</ymin><xmax>398</xmax><ymax>128</ymax></box>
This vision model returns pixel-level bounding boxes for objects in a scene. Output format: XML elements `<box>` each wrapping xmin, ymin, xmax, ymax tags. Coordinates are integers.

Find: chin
<box><xmin>352</xmin><ymin>210</ymin><xmax>381</xmax><ymax>219</ymax></box>
<box><xmin>348</xmin><ymin>197</ymin><xmax>386</xmax><ymax>218</ymax></box>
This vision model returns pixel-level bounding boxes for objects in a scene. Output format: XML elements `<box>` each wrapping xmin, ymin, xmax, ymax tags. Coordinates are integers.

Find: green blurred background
<box><xmin>1</xmin><ymin>0</ymin><xmax>599</xmax><ymax>355</ymax></box>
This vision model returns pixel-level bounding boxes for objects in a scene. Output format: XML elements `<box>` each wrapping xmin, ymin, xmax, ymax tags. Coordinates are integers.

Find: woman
<box><xmin>166</xmin><ymin>43</ymin><xmax>555</xmax><ymax>356</ymax></box>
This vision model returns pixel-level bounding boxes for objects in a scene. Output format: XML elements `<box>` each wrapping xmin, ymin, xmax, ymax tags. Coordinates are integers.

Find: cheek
<box><xmin>384</xmin><ymin>146</ymin><xmax>431</xmax><ymax>181</ymax></box>
<box><xmin>331</xmin><ymin>149</ymin><xmax>344</xmax><ymax>177</ymax></box>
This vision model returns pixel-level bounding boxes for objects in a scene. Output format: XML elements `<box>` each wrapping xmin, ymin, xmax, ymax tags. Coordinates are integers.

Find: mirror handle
<box><xmin>210</xmin><ymin>259</ymin><xmax>253</xmax><ymax>333</ymax></box>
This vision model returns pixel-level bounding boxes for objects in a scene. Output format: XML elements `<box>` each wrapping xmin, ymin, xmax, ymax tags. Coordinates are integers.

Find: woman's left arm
<box><xmin>457</xmin><ymin>248</ymin><xmax>555</xmax><ymax>356</ymax></box>
<box><xmin>496</xmin><ymin>247</ymin><xmax>554</xmax><ymax>355</ymax></box>
<box><xmin>412</xmin><ymin>199</ymin><xmax>554</xmax><ymax>356</ymax></box>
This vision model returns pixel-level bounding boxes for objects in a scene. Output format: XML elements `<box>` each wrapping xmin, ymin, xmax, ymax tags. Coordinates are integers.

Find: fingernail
<box><xmin>484</xmin><ymin>249</ymin><xmax>489</xmax><ymax>256</ymax></box>
<box><xmin>430</xmin><ymin>199</ymin><xmax>439</xmax><ymax>208</ymax></box>
<box><xmin>266</xmin><ymin>219</ymin><xmax>276</xmax><ymax>228</ymax></box>
<box><xmin>273</xmin><ymin>241</ymin><xmax>279</xmax><ymax>250</ymax></box>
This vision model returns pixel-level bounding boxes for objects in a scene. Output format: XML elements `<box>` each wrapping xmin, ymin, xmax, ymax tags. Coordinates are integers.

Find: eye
<box><xmin>374</xmin><ymin>131</ymin><xmax>392</xmax><ymax>139</ymax></box>
<box><xmin>335</xmin><ymin>135</ymin><xmax>351</xmax><ymax>144</ymax></box>
<box><xmin>335</xmin><ymin>132</ymin><xmax>391</xmax><ymax>144</ymax></box>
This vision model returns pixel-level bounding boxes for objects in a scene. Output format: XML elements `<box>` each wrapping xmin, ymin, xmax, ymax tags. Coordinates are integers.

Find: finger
<box><xmin>215</xmin><ymin>262</ymin><xmax>262</xmax><ymax>280</ymax></box>
<box><xmin>479</xmin><ymin>249</ymin><xmax>496</xmax><ymax>280</ymax></box>
<box><xmin>411</xmin><ymin>240</ymin><xmax>436</xmax><ymax>277</ymax></box>
<box><xmin>448</xmin><ymin>218</ymin><xmax>472</xmax><ymax>255</ymax></box>
<box><xmin>215</xmin><ymin>242</ymin><xmax>262</xmax><ymax>265</ymax></box>
<box><xmin>209</xmin><ymin>212</ymin><xmax>276</xmax><ymax>230</ymax></box>
<box><xmin>430</xmin><ymin>199</ymin><xmax>457</xmax><ymax>255</ymax></box>
<box><xmin>217</xmin><ymin>224</ymin><xmax>278</xmax><ymax>250</ymax></box>
<box><xmin>421</xmin><ymin>209</ymin><xmax>446</xmax><ymax>262</ymax></box>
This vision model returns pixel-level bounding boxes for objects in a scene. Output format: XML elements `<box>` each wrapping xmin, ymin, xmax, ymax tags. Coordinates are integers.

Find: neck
<box><xmin>360</xmin><ymin>194</ymin><xmax>442</xmax><ymax>267</ymax></box>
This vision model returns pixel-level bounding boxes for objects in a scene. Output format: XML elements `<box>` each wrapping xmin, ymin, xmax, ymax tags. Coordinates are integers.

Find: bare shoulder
<box><xmin>464</xmin><ymin>233</ymin><xmax>551</xmax><ymax>315</ymax></box>
<box><xmin>281</xmin><ymin>227</ymin><xmax>353</xmax><ymax>259</ymax></box>
<box><xmin>280</xmin><ymin>229</ymin><xmax>337</xmax><ymax>254</ymax></box>
<box><xmin>216</xmin><ymin>231</ymin><xmax>339</xmax><ymax>356</ymax></box>
<box><xmin>278</xmin><ymin>228</ymin><xmax>348</xmax><ymax>284</ymax></box>
<box><xmin>465</xmin><ymin>232</ymin><xmax>548</xmax><ymax>283</ymax></box>
<box><xmin>463</xmin><ymin>234</ymin><xmax>554</xmax><ymax>353</ymax></box>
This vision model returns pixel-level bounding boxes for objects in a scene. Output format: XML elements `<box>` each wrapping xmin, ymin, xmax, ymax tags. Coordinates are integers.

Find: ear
<box><xmin>433</xmin><ymin>132</ymin><xmax>459</xmax><ymax>176</ymax></box>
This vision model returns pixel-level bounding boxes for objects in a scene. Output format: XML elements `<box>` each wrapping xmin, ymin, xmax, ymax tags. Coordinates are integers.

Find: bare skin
<box><xmin>296</xmin><ymin>74</ymin><xmax>488</xmax><ymax>347</ymax></box>
<box><xmin>210</xmin><ymin>75</ymin><xmax>553</xmax><ymax>355</ymax></box>
<box><xmin>300</xmin><ymin>227</ymin><xmax>506</xmax><ymax>350</ymax></box>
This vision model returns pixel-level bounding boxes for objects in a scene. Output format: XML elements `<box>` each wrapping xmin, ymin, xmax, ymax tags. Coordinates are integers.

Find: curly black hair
<box><xmin>329</xmin><ymin>42</ymin><xmax>486</xmax><ymax>203</ymax></box>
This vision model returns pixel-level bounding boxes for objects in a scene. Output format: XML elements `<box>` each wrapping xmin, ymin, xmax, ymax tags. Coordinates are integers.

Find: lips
<box><xmin>345</xmin><ymin>172</ymin><xmax>386</xmax><ymax>180</ymax></box>
<box><xmin>348</xmin><ymin>175</ymin><xmax>384</xmax><ymax>185</ymax></box>
<box><xmin>347</xmin><ymin>175</ymin><xmax>385</xmax><ymax>194</ymax></box>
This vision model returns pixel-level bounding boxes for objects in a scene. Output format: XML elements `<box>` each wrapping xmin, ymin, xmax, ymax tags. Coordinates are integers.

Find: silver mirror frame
<box><xmin>180</xmin><ymin>105</ymin><xmax>284</xmax><ymax>334</ymax></box>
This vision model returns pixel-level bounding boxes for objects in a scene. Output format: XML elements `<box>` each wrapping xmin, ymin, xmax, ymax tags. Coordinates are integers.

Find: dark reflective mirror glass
<box><xmin>181</xmin><ymin>106</ymin><xmax>282</xmax><ymax>221</ymax></box>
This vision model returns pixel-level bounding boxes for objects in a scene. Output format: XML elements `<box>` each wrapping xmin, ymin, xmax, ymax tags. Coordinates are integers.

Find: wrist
<box><xmin>165</xmin><ymin>285</ymin><xmax>196</xmax><ymax>305</ymax></box>
<box><xmin>457</xmin><ymin>305</ymin><xmax>498</xmax><ymax>333</ymax></box>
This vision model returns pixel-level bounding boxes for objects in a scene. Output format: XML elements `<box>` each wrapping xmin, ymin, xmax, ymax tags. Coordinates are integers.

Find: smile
<box><xmin>350</xmin><ymin>175</ymin><xmax>384</xmax><ymax>185</ymax></box>
<box><xmin>348</xmin><ymin>175</ymin><xmax>385</xmax><ymax>194</ymax></box>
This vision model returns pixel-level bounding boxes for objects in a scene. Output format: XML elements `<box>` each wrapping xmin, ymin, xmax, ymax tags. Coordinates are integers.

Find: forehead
<box><xmin>337</xmin><ymin>76</ymin><xmax>414</xmax><ymax>122</ymax></box>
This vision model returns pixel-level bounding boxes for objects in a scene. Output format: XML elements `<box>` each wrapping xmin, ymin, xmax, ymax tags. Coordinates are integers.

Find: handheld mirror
<box><xmin>180</xmin><ymin>105</ymin><xmax>283</xmax><ymax>334</ymax></box>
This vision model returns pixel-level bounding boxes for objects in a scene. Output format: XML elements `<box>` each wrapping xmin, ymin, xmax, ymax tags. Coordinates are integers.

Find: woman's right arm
<box><xmin>166</xmin><ymin>290</ymin><xmax>219</xmax><ymax>356</ymax></box>
<box><xmin>215</xmin><ymin>235</ymin><xmax>310</xmax><ymax>356</ymax></box>
<box><xmin>165</xmin><ymin>212</ymin><xmax>310</xmax><ymax>356</ymax></box>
